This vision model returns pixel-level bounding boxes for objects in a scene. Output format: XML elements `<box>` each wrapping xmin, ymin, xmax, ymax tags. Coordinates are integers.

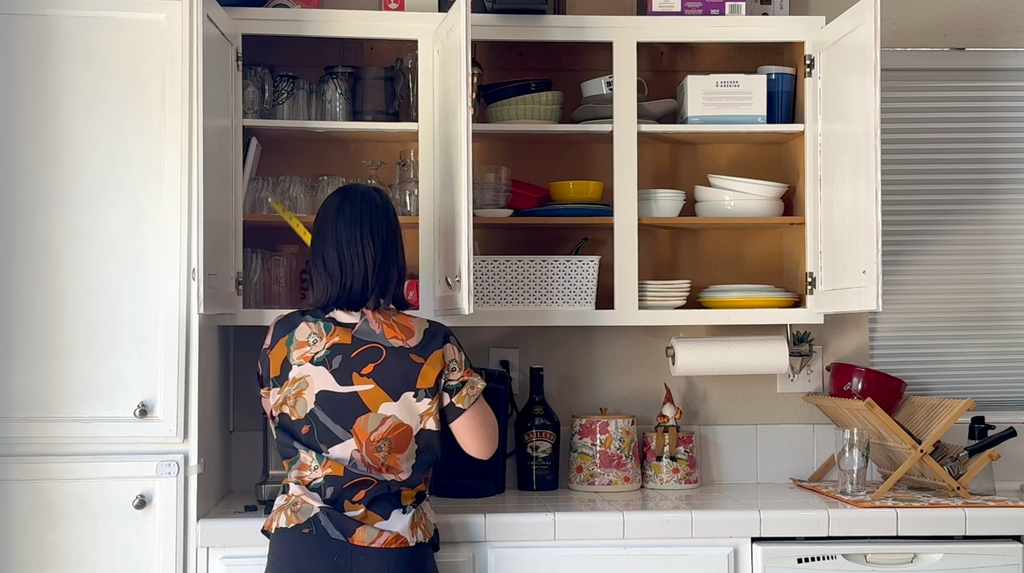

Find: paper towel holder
<box><xmin>664</xmin><ymin>326</ymin><xmax>815</xmax><ymax>372</ymax></box>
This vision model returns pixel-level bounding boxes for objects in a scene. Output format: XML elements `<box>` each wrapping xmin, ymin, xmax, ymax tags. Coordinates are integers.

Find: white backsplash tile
<box><xmin>813</xmin><ymin>424</ymin><xmax>838</xmax><ymax>480</ymax></box>
<box><xmin>700</xmin><ymin>425</ymin><xmax>758</xmax><ymax>483</ymax></box>
<box><xmin>757</xmin><ymin>425</ymin><xmax>814</xmax><ymax>483</ymax></box>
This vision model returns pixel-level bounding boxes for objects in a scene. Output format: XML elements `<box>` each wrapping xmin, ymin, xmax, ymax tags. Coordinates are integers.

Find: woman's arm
<box><xmin>449</xmin><ymin>398</ymin><xmax>499</xmax><ymax>460</ymax></box>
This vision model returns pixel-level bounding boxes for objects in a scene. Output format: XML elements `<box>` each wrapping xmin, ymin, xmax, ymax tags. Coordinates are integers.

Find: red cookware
<box><xmin>826</xmin><ymin>363</ymin><xmax>907</xmax><ymax>415</ymax></box>
<box><xmin>508</xmin><ymin>179</ymin><xmax>551</xmax><ymax>211</ymax></box>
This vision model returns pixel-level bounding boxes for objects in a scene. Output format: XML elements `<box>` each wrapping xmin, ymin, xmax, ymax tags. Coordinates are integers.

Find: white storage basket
<box><xmin>473</xmin><ymin>256</ymin><xmax>601</xmax><ymax>310</ymax></box>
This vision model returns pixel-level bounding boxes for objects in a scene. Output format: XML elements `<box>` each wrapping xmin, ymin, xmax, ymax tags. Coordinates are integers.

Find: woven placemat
<box><xmin>792</xmin><ymin>478</ymin><xmax>1024</xmax><ymax>508</ymax></box>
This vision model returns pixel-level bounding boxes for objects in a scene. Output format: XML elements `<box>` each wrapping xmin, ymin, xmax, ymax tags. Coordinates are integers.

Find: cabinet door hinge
<box><xmin>806</xmin><ymin>271</ymin><xmax>817</xmax><ymax>295</ymax></box>
<box><xmin>236</xmin><ymin>271</ymin><xmax>244</xmax><ymax>296</ymax></box>
<box><xmin>235</xmin><ymin>47</ymin><xmax>243</xmax><ymax>72</ymax></box>
<box><xmin>804</xmin><ymin>54</ymin><xmax>815</xmax><ymax>78</ymax></box>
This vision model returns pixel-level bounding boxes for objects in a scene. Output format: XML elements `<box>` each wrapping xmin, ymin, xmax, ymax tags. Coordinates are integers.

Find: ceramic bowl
<box><xmin>638</xmin><ymin>197</ymin><xmax>686</xmax><ymax>218</ymax></box>
<box><xmin>693</xmin><ymin>184</ymin><xmax>765</xmax><ymax>202</ymax></box>
<box><xmin>487</xmin><ymin>91</ymin><xmax>564</xmax><ymax>108</ymax></box>
<box><xmin>486</xmin><ymin>104</ymin><xmax>562</xmax><ymax>124</ymax></box>
<box><xmin>706</xmin><ymin>174</ymin><xmax>788</xmax><ymax>199</ymax></box>
<box><xmin>548</xmin><ymin>180</ymin><xmax>605</xmax><ymax>203</ymax></box>
<box><xmin>474</xmin><ymin>209</ymin><xmax>514</xmax><ymax>218</ymax></box>
<box><xmin>695</xmin><ymin>199</ymin><xmax>784</xmax><ymax>218</ymax></box>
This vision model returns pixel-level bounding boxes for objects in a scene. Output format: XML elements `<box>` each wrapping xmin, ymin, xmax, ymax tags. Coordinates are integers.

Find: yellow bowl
<box><xmin>548</xmin><ymin>180</ymin><xmax>604</xmax><ymax>203</ymax></box>
<box><xmin>699</xmin><ymin>297</ymin><xmax>799</xmax><ymax>309</ymax></box>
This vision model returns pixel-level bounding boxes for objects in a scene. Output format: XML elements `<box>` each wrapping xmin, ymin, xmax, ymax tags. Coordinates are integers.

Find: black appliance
<box><xmin>430</xmin><ymin>367</ymin><xmax>514</xmax><ymax>498</ymax></box>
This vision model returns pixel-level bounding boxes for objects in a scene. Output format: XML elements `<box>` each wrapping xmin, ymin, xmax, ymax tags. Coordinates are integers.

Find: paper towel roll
<box><xmin>668</xmin><ymin>336</ymin><xmax>790</xmax><ymax>377</ymax></box>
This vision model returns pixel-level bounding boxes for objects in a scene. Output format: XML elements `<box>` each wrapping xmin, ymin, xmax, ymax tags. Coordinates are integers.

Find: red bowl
<box><xmin>508</xmin><ymin>179</ymin><xmax>551</xmax><ymax>211</ymax></box>
<box><xmin>826</xmin><ymin>363</ymin><xmax>907</xmax><ymax>416</ymax></box>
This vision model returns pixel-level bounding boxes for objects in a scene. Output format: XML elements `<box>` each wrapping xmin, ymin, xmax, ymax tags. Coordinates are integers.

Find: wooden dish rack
<box><xmin>804</xmin><ymin>394</ymin><xmax>1000</xmax><ymax>500</ymax></box>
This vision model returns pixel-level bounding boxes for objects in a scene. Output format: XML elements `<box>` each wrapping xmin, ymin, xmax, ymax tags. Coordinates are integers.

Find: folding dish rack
<box><xmin>804</xmin><ymin>394</ymin><xmax>1000</xmax><ymax>500</ymax></box>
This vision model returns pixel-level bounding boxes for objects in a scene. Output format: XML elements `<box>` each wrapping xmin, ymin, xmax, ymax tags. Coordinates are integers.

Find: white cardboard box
<box><xmin>746</xmin><ymin>0</ymin><xmax>788</xmax><ymax>16</ymax></box>
<box><xmin>677</xmin><ymin>74</ymin><xmax>767</xmax><ymax>124</ymax></box>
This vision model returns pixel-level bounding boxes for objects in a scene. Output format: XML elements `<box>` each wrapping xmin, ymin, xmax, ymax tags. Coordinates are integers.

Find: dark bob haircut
<box><xmin>309</xmin><ymin>183</ymin><xmax>409</xmax><ymax>312</ymax></box>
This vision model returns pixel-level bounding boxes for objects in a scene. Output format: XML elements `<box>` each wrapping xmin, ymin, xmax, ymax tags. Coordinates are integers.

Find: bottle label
<box><xmin>523</xmin><ymin>429</ymin><xmax>557</xmax><ymax>458</ymax></box>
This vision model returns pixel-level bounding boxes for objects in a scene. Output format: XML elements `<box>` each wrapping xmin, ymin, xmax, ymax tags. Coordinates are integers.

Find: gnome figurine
<box><xmin>654</xmin><ymin>383</ymin><xmax>683</xmax><ymax>462</ymax></box>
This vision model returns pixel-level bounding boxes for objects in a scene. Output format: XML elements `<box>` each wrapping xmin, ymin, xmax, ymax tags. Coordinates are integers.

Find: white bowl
<box><xmin>640</xmin><ymin>299</ymin><xmax>688</xmax><ymax>310</ymax></box>
<box><xmin>641</xmin><ymin>280</ymin><xmax>692</xmax><ymax>285</ymax></box>
<box><xmin>695</xmin><ymin>199</ymin><xmax>784</xmax><ymax>218</ymax></box>
<box><xmin>474</xmin><ymin>209</ymin><xmax>514</xmax><ymax>218</ymax></box>
<box><xmin>693</xmin><ymin>184</ymin><xmax>766</xmax><ymax>202</ymax></box>
<box><xmin>639</xmin><ymin>188</ymin><xmax>686</xmax><ymax>195</ymax></box>
<box><xmin>638</xmin><ymin>198</ymin><xmax>686</xmax><ymax>218</ymax></box>
<box><xmin>707</xmin><ymin>175</ymin><xmax>788</xmax><ymax>199</ymax></box>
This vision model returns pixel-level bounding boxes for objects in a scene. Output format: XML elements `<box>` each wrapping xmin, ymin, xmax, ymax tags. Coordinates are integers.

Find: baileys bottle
<box><xmin>515</xmin><ymin>366</ymin><xmax>560</xmax><ymax>491</ymax></box>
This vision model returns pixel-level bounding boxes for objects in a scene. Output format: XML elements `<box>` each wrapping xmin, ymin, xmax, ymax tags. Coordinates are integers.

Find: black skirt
<box><xmin>265</xmin><ymin>527</ymin><xmax>440</xmax><ymax>573</ymax></box>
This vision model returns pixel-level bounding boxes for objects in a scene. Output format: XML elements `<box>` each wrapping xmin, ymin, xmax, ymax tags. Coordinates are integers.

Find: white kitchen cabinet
<box><xmin>207</xmin><ymin>546</ymin><xmax>473</xmax><ymax>573</ymax></box>
<box><xmin>215</xmin><ymin>0</ymin><xmax>880</xmax><ymax>328</ymax></box>
<box><xmin>0</xmin><ymin>455</ymin><xmax>185</xmax><ymax>573</ymax></box>
<box><xmin>488</xmin><ymin>545</ymin><xmax>734</xmax><ymax>573</ymax></box>
<box><xmin>0</xmin><ymin>0</ymin><xmax>188</xmax><ymax>442</ymax></box>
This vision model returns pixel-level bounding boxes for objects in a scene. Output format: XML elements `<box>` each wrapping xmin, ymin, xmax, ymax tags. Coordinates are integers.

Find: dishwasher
<box><xmin>754</xmin><ymin>540</ymin><xmax>1023</xmax><ymax>573</ymax></box>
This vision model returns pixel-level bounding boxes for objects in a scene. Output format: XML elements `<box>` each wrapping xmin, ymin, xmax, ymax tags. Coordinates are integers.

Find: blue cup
<box><xmin>758</xmin><ymin>65</ymin><xmax>796</xmax><ymax>124</ymax></box>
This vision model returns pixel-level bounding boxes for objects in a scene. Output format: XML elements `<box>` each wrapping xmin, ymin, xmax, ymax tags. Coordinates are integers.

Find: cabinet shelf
<box><xmin>639</xmin><ymin>217</ymin><xmax>805</xmax><ymax>230</ymax></box>
<box><xmin>474</xmin><ymin>123</ymin><xmax>612</xmax><ymax>143</ymax></box>
<box><xmin>474</xmin><ymin>216</ymin><xmax>613</xmax><ymax>227</ymax></box>
<box><xmin>242</xmin><ymin>119</ymin><xmax>418</xmax><ymax>143</ymax></box>
<box><xmin>638</xmin><ymin>124</ymin><xmax>805</xmax><ymax>144</ymax></box>
<box><xmin>243</xmin><ymin>214</ymin><xmax>419</xmax><ymax>227</ymax></box>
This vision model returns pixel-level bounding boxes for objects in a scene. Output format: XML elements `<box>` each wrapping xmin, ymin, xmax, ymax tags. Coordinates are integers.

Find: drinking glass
<box><xmin>243</xmin><ymin>248</ymin><xmax>264</xmax><ymax>309</ymax></box>
<box><xmin>401</xmin><ymin>51</ymin><xmax>418</xmax><ymax>122</ymax></box>
<box><xmin>357</xmin><ymin>161</ymin><xmax>391</xmax><ymax>197</ymax></box>
<box><xmin>275</xmin><ymin>175</ymin><xmax>311</xmax><ymax>216</ymax></box>
<box><xmin>292</xmin><ymin>79</ymin><xmax>310</xmax><ymax>121</ymax></box>
<box><xmin>392</xmin><ymin>150</ymin><xmax>419</xmax><ymax>216</ymax></box>
<box><xmin>272</xmin><ymin>73</ymin><xmax>299</xmax><ymax>120</ymax></box>
<box><xmin>314</xmin><ymin>176</ymin><xmax>346</xmax><ymax>213</ymax></box>
<box><xmin>835</xmin><ymin>428</ymin><xmax>871</xmax><ymax>495</ymax></box>
<box><xmin>268</xmin><ymin>254</ymin><xmax>288</xmax><ymax>309</ymax></box>
<box><xmin>244</xmin><ymin>176</ymin><xmax>273</xmax><ymax>215</ymax></box>
<box><xmin>319</xmin><ymin>66</ymin><xmax>354</xmax><ymax>122</ymax></box>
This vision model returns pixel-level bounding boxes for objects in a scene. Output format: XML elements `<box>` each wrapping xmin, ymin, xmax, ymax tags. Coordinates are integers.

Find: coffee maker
<box><xmin>431</xmin><ymin>367</ymin><xmax>514</xmax><ymax>498</ymax></box>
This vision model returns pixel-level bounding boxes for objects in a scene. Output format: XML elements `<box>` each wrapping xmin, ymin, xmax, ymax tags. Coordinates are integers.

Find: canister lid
<box><xmin>757</xmin><ymin>65</ymin><xmax>797</xmax><ymax>76</ymax></box>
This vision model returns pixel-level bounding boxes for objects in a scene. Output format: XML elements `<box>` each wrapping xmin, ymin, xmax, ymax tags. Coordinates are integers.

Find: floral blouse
<box><xmin>257</xmin><ymin>308</ymin><xmax>487</xmax><ymax>548</ymax></box>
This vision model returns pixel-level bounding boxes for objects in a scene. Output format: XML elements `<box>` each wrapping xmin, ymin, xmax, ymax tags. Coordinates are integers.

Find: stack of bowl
<box><xmin>639</xmin><ymin>280</ymin><xmax>691</xmax><ymax>309</ymax></box>
<box><xmin>481</xmin><ymin>79</ymin><xmax>563</xmax><ymax>124</ymax></box>
<box><xmin>693</xmin><ymin>175</ymin><xmax>788</xmax><ymax>217</ymax></box>
<box><xmin>474</xmin><ymin>165</ymin><xmax>513</xmax><ymax>217</ymax></box>
<box><xmin>638</xmin><ymin>189</ymin><xmax>687</xmax><ymax>218</ymax></box>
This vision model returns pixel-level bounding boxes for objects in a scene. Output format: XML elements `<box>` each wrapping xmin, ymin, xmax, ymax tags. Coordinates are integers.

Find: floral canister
<box><xmin>642</xmin><ymin>430</ymin><xmax>699</xmax><ymax>490</ymax></box>
<box><xmin>569</xmin><ymin>409</ymin><xmax>641</xmax><ymax>492</ymax></box>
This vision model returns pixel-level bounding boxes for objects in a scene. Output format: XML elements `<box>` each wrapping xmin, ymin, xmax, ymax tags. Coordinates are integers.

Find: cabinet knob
<box><xmin>133</xmin><ymin>402</ymin><xmax>149</xmax><ymax>420</ymax></box>
<box><xmin>132</xmin><ymin>494</ymin><xmax>148</xmax><ymax>511</ymax></box>
<box><xmin>444</xmin><ymin>275</ymin><xmax>461</xmax><ymax>290</ymax></box>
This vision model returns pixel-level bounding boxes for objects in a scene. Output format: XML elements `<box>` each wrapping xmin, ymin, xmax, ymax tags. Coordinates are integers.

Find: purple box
<box><xmin>646</xmin><ymin>0</ymin><xmax>745</xmax><ymax>15</ymax></box>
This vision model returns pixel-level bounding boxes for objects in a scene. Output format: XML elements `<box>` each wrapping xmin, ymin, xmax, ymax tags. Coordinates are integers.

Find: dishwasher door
<box><xmin>753</xmin><ymin>540</ymin><xmax>1023</xmax><ymax>573</ymax></box>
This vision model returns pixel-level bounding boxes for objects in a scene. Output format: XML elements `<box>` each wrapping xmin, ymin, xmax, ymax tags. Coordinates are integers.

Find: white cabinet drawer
<box><xmin>208</xmin><ymin>546</ymin><xmax>473</xmax><ymax>573</ymax></box>
<box><xmin>488</xmin><ymin>546</ymin><xmax>734</xmax><ymax>573</ymax></box>
<box><xmin>0</xmin><ymin>455</ymin><xmax>184</xmax><ymax>573</ymax></box>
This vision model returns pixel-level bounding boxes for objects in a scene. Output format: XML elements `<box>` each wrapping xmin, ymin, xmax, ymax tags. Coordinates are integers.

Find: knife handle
<box><xmin>964</xmin><ymin>427</ymin><xmax>1018</xmax><ymax>458</ymax></box>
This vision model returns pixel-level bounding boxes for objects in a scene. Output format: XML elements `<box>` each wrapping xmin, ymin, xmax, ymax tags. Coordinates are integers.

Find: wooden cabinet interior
<box><xmin>637</xmin><ymin>42</ymin><xmax>806</xmax><ymax>124</ymax></box>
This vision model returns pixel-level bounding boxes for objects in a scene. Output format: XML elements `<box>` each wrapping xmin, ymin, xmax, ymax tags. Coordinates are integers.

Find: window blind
<box><xmin>869</xmin><ymin>50</ymin><xmax>1024</xmax><ymax>411</ymax></box>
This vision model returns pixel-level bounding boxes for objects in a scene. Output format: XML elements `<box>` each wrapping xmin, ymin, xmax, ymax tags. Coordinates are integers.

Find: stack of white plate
<box><xmin>639</xmin><ymin>280</ymin><xmax>691</xmax><ymax>309</ymax></box>
<box><xmin>696</xmin><ymin>284</ymin><xmax>800</xmax><ymax>309</ymax></box>
<box><xmin>638</xmin><ymin>189</ymin><xmax>687</xmax><ymax>218</ymax></box>
<box><xmin>693</xmin><ymin>175</ymin><xmax>789</xmax><ymax>218</ymax></box>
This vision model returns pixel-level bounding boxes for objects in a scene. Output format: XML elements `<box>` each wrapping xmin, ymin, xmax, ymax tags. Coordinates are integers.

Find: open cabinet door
<box><xmin>198</xmin><ymin>0</ymin><xmax>242</xmax><ymax>314</ymax></box>
<box><xmin>432</xmin><ymin>0</ymin><xmax>473</xmax><ymax>316</ymax></box>
<box><xmin>812</xmin><ymin>0</ymin><xmax>881</xmax><ymax>314</ymax></box>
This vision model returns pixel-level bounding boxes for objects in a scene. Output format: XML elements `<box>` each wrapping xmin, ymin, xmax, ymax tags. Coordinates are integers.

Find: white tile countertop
<box><xmin>198</xmin><ymin>484</ymin><xmax>1024</xmax><ymax>548</ymax></box>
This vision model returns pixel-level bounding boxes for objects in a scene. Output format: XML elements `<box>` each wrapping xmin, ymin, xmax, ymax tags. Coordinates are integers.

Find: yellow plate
<box><xmin>699</xmin><ymin>297</ymin><xmax>799</xmax><ymax>309</ymax></box>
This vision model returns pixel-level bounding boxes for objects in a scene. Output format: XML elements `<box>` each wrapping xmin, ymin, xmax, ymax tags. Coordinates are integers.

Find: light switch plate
<box><xmin>777</xmin><ymin>345</ymin><xmax>823</xmax><ymax>394</ymax></box>
<box><xmin>488</xmin><ymin>347</ymin><xmax>520</xmax><ymax>396</ymax></box>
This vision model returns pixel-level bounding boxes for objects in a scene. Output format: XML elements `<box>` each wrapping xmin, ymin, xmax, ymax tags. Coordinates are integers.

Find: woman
<box><xmin>257</xmin><ymin>184</ymin><xmax>499</xmax><ymax>573</ymax></box>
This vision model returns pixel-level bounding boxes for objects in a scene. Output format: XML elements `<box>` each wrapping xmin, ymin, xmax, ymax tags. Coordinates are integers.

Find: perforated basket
<box><xmin>473</xmin><ymin>256</ymin><xmax>601</xmax><ymax>310</ymax></box>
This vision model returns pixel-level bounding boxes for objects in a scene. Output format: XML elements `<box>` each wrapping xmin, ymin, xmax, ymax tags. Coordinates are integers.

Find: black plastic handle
<box><xmin>965</xmin><ymin>426</ymin><xmax>1018</xmax><ymax>458</ymax></box>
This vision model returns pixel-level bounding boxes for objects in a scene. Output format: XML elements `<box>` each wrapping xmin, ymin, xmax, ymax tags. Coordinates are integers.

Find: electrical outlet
<box><xmin>777</xmin><ymin>345</ymin><xmax>824</xmax><ymax>394</ymax></box>
<box><xmin>488</xmin><ymin>348</ymin><xmax>520</xmax><ymax>396</ymax></box>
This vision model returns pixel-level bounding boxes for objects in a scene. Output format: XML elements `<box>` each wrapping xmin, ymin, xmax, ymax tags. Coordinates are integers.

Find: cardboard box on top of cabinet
<box><xmin>646</xmin><ymin>0</ymin><xmax>745</xmax><ymax>15</ymax></box>
<box><xmin>321</xmin><ymin>0</ymin><xmax>437</xmax><ymax>10</ymax></box>
<box><xmin>746</xmin><ymin>0</ymin><xmax>788</xmax><ymax>15</ymax></box>
<box><xmin>559</xmin><ymin>0</ymin><xmax>636</xmax><ymax>15</ymax></box>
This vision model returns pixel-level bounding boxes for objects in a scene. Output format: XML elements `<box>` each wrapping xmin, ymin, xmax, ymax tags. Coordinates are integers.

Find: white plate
<box><xmin>474</xmin><ymin>209</ymin><xmax>514</xmax><ymax>218</ymax></box>
<box><xmin>491</xmin><ymin>119</ymin><xmax>558</xmax><ymax>124</ymax></box>
<box><xmin>641</xmin><ymin>280</ymin><xmax>692</xmax><ymax>285</ymax></box>
<box><xmin>640</xmin><ymin>299</ymin><xmax>688</xmax><ymax>310</ymax></box>
<box><xmin>581</xmin><ymin>118</ymin><xmax>659</xmax><ymax>125</ymax></box>
<box><xmin>706</xmin><ymin>174</ymin><xmax>789</xmax><ymax>199</ymax></box>
<box><xmin>571</xmin><ymin>99</ymin><xmax>678</xmax><ymax>123</ymax></box>
<box><xmin>694</xmin><ymin>184</ymin><xmax>769</xmax><ymax>203</ymax></box>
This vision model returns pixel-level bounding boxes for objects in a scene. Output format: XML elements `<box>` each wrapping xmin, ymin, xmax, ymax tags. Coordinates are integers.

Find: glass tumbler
<box><xmin>835</xmin><ymin>428</ymin><xmax>871</xmax><ymax>495</ymax></box>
